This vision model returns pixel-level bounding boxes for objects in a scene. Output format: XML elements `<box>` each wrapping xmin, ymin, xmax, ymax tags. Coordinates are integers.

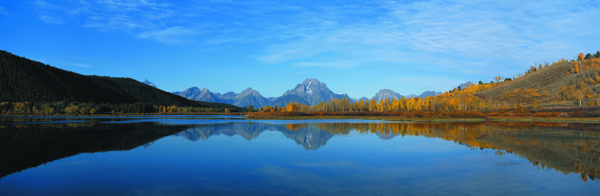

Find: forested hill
<box><xmin>0</xmin><ymin>50</ymin><xmax>238</xmax><ymax>108</ymax></box>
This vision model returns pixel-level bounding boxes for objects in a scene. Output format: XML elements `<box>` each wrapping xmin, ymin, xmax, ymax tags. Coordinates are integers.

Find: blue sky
<box><xmin>1</xmin><ymin>0</ymin><xmax>599</xmax><ymax>98</ymax></box>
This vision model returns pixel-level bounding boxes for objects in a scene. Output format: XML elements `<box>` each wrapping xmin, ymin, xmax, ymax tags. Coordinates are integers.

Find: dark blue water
<box><xmin>0</xmin><ymin>116</ymin><xmax>598</xmax><ymax>195</ymax></box>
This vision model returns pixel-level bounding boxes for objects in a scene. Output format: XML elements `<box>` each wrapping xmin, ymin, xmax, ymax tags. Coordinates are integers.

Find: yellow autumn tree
<box><xmin>369</xmin><ymin>99</ymin><xmax>377</xmax><ymax>111</ymax></box>
<box><xmin>286</xmin><ymin>102</ymin><xmax>295</xmax><ymax>111</ymax></box>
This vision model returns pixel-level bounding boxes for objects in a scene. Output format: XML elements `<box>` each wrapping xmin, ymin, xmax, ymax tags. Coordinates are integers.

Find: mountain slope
<box><xmin>419</xmin><ymin>91</ymin><xmax>442</xmax><ymax>98</ymax></box>
<box><xmin>371</xmin><ymin>89</ymin><xmax>402</xmax><ymax>101</ymax></box>
<box><xmin>233</xmin><ymin>88</ymin><xmax>270</xmax><ymax>108</ymax></box>
<box><xmin>475</xmin><ymin>61</ymin><xmax>574</xmax><ymax>100</ymax></box>
<box><xmin>0</xmin><ymin>50</ymin><xmax>238</xmax><ymax>108</ymax></box>
<box><xmin>220</xmin><ymin>92</ymin><xmax>238</xmax><ymax>104</ymax></box>
<box><xmin>271</xmin><ymin>78</ymin><xmax>350</xmax><ymax>106</ymax></box>
<box><xmin>269</xmin><ymin>94</ymin><xmax>310</xmax><ymax>107</ymax></box>
<box><xmin>175</xmin><ymin>87</ymin><xmax>270</xmax><ymax>107</ymax></box>
<box><xmin>176</xmin><ymin>87</ymin><xmax>226</xmax><ymax>103</ymax></box>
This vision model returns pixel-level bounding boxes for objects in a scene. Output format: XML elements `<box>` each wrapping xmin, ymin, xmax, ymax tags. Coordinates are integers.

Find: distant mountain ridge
<box><xmin>173</xmin><ymin>78</ymin><xmax>444</xmax><ymax>107</ymax></box>
<box><xmin>174</xmin><ymin>87</ymin><xmax>270</xmax><ymax>108</ymax></box>
<box><xmin>371</xmin><ymin>89</ymin><xmax>402</xmax><ymax>101</ymax></box>
<box><xmin>368</xmin><ymin>89</ymin><xmax>441</xmax><ymax>101</ymax></box>
<box><xmin>175</xmin><ymin>78</ymin><xmax>351</xmax><ymax>108</ymax></box>
<box><xmin>233</xmin><ymin>88</ymin><xmax>270</xmax><ymax>108</ymax></box>
<box><xmin>271</xmin><ymin>78</ymin><xmax>351</xmax><ymax>107</ymax></box>
<box><xmin>418</xmin><ymin>91</ymin><xmax>442</xmax><ymax>98</ymax></box>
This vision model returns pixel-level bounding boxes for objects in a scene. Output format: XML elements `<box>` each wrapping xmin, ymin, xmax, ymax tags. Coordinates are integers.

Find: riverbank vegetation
<box><xmin>0</xmin><ymin>101</ymin><xmax>244</xmax><ymax>116</ymax></box>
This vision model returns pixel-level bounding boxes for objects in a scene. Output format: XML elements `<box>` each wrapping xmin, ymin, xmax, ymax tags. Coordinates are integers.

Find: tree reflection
<box><xmin>306</xmin><ymin>121</ymin><xmax>600</xmax><ymax>182</ymax></box>
<box><xmin>0</xmin><ymin>123</ymin><xmax>192</xmax><ymax>179</ymax></box>
<box><xmin>2</xmin><ymin>120</ymin><xmax>599</xmax><ymax>182</ymax></box>
<box><xmin>174</xmin><ymin>121</ymin><xmax>600</xmax><ymax>181</ymax></box>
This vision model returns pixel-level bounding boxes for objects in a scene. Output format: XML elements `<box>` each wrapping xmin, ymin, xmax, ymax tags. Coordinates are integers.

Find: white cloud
<box><xmin>39</xmin><ymin>15</ymin><xmax>64</xmax><ymax>24</ymax></box>
<box><xmin>0</xmin><ymin>6</ymin><xmax>8</xmax><ymax>16</ymax></box>
<box><xmin>71</xmin><ymin>63</ymin><xmax>93</xmax><ymax>68</ymax></box>
<box><xmin>294</xmin><ymin>61</ymin><xmax>356</xmax><ymax>68</ymax></box>
<box><xmin>137</xmin><ymin>26</ymin><xmax>196</xmax><ymax>44</ymax></box>
<box><xmin>252</xmin><ymin>0</ymin><xmax>600</xmax><ymax>75</ymax></box>
<box><xmin>84</xmin><ymin>14</ymin><xmax>147</xmax><ymax>30</ymax></box>
<box><xmin>34</xmin><ymin>0</ymin><xmax>177</xmax><ymax>31</ymax></box>
<box><xmin>205</xmin><ymin>37</ymin><xmax>241</xmax><ymax>45</ymax></box>
<box><xmin>257</xmin><ymin>40</ymin><xmax>334</xmax><ymax>64</ymax></box>
<box><xmin>28</xmin><ymin>0</ymin><xmax>600</xmax><ymax>69</ymax></box>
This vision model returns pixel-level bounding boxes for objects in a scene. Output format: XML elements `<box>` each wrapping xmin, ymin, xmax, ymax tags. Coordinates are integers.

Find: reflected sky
<box><xmin>0</xmin><ymin>116</ymin><xmax>599</xmax><ymax>195</ymax></box>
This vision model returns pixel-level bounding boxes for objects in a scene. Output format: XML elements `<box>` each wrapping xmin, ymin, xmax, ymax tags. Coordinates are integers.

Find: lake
<box><xmin>1</xmin><ymin>116</ymin><xmax>599</xmax><ymax>195</ymax></box>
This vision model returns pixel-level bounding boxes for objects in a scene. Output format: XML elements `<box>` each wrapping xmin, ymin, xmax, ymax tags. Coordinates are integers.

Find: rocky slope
<box><xmin>270</xmin><ymin>78</ymin><xmax>351</xmax><ymax>107</ymax></box>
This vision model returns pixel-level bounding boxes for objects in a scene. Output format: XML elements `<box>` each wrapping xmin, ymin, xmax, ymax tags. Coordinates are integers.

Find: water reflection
<box><xmin>1</xmin><ymin>119</ymin><xmax>599</xmax><ymax>184</ymax></box>
<box><xmin>174</xmin><ymin>122</ymin><xmax>333</xmax><ymax>150</ymax></box>
<box><xmin>173</xmin><ymin>121</ymin><xmax>600</xmax><ymax>181</ymax></box>
<box><xmin>0</xmin><ymin>123</ymin><xmax>193</xmax><ymax>179</ymax></box>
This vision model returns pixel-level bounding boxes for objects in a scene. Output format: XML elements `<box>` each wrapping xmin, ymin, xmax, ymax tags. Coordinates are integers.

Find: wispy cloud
<box><xmin>294</xmin><ymin>61</ymin><xmax>356</xmax><ymax>68</ymax></box>
<box><xmin>39</xmin><ymin>15</ymin><xmax>64</xmax><ymax>24</ymax></box>
<box><xmin>27</xmin><ymin>0</ymin><xmax>600</xmax><ymax>73</ymax></box>
<box><xmin>33</xmin><ymin>0</ymin><xmax>180</xmax><ymax>35</ymax></box>
<box><xmin>252</xmin><ymin>0</ymin><xmax>600</xmax><ymax>74</ymax></box>
<box><xmin>137</xmin><ymin>26</ymin><xmax>197</xmax><ymax>44</ymax></box>
<box><xmin>33</xmin><ymin>0</ymin><xmax>62</xmax><ymax>10</ymax></box>
<box><xmin>71</xmin><ymin>63</ymin><xmax>93</xmax><ymax>68</ymax></box>
<box><xmin>0</xmin><ymin>6</ymin><xmax>9</xmax><ymax>16</ymax></box>
<box><xmin>205</xmin><ymin>37</ymin><xmax>241</xmax><ymax>45</ymax></box>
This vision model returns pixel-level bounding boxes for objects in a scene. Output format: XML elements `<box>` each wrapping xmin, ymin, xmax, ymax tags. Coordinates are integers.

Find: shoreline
<box><xmin>3</xmin><ymin>114</ymin><xmax>600</xmax><ymax>123</ymax></box>
<box><xmin>245</xmin><ymin>115</ymin><xmax>600</xmax><ymax>123</ymax></box>
<box><xmin>0</xmin><ymin>113</ymin><xmax>245</xmax><ymax>117</ymax></box>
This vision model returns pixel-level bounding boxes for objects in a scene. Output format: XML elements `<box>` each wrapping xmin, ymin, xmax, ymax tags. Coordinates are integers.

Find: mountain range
<box><xmin>172</xmin><ymin>87</ymin><xmax>270</xmax><ymax>108</ymax></box>
<box><xmin>269</xmin><ymin>78</ymin><xmax>351</xmax><ymax>107</ymax></box>
<box><xmin>163</xmin><ymin>78</ymin><xmax>444</xmax><ymax>107</ymax></box>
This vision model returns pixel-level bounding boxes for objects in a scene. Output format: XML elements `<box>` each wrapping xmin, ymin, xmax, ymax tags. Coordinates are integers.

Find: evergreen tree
<box><xmin>0</xmin><ymin>50</ymin><xmax>241</xmax><ymax>111</ymax></box>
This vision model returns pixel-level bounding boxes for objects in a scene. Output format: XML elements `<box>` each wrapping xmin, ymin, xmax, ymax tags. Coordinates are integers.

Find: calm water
<box><xmin>0</xmin><ymin>116</ymin><xmax>599</xmax><ymax>195</ymax></box>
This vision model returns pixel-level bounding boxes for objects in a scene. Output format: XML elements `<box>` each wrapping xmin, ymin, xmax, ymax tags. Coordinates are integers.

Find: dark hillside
<box><xmin>0</xmin><ymin>50</ymin><xmax>238</xmax><ymax>108</ymax></box>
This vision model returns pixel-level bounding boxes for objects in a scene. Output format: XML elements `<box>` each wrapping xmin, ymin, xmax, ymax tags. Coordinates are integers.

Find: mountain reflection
<box><xmin>1</xmin><ymin>120</ymin><xmax>599</xmax><ymax>182</ymax></box>
<box><xmin>174</xmin><ymin>121</ymin><xmax>600</xmax><ymax>182</ymax></box>
<box><xmin>174</xmin><ymin>122</ymin><xmax>333</xmax><ymax>150</ymax></box>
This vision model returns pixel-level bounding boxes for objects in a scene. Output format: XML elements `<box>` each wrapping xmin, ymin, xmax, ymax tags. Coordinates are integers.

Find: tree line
<box><xmin>0</xmin><ymin>101</ymin><xmax>243</xmax><ymax>115</ymax></box>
